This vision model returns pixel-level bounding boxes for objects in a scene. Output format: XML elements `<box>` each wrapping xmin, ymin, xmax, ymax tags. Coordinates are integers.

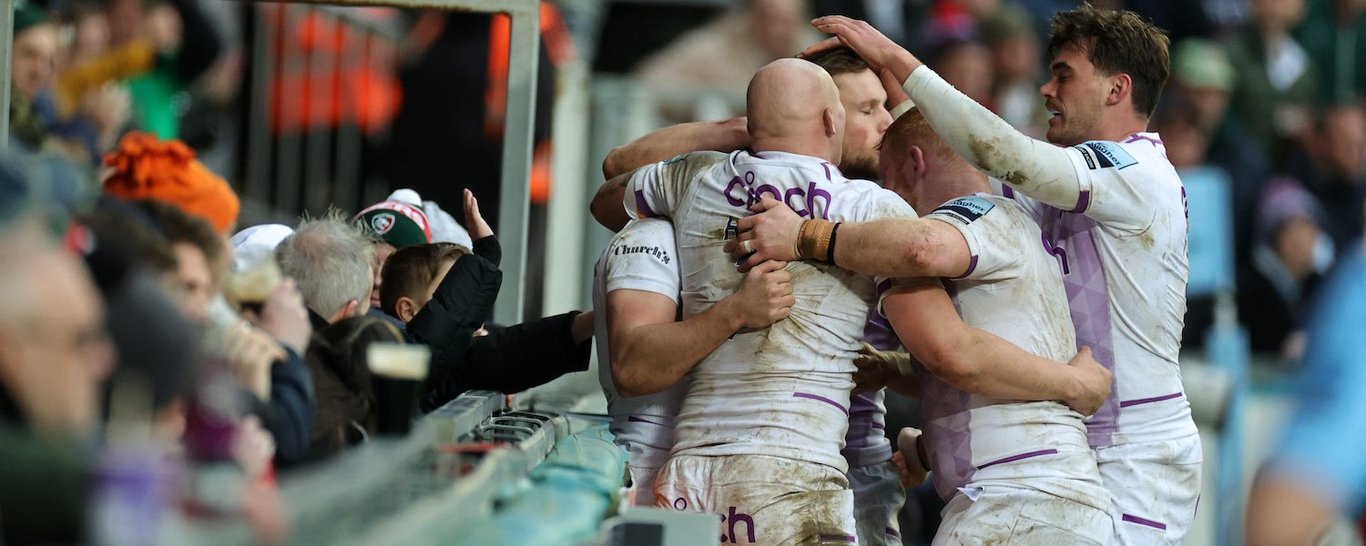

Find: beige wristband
<box><xmin>797</xmin><ymin>219</ymin><xmax>836</xmax><ymax>262</ymax></box>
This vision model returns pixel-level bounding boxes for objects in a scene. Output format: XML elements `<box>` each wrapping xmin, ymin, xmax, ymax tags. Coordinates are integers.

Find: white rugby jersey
<box><xmin>899</xmin><ymin>66</ymin><xmax>1196</xmax><ymax>449</ymax></box>
<box><xmin>885</xmin><ymin>194</ymin><xmax>1107</xmax><ymax>509</ymax></box>
<box><xmin>844</xmin><ymin>311</ymin><xmax>897</xmax><ymax>468</ymax></box>
<box><xmin>998</xmin><ymin>134</ymin><xmax>1196</xmax><ymax>447</ymax></box>
<box><xmin>592</xmin><ymin>218</ymin><xmax>687</xmax><ymax>473</ymax></box>
<box><xmin>624</xmin><ymin>149</ymin><xmax>916</xmax><ymax>473</ymax></box>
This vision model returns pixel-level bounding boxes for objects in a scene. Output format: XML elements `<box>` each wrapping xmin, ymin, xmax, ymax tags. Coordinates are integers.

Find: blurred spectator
<box><xmin>1238</xmin><ymin>179</ymin><xmax>1333</xmax><ymax>360</ymax></box>
<box><xmin>275</xmin><ymin>214</ymin><xmax>376</xmax><ymax>327</ymax></box>
<box><xmin>1227</xmin><ymin>0</ymin><xmax>1320</xmax><ymax>164</ymax></box>
<box><xmin>103</xmin><ymin>0</ymin><xmax>222</xmax><ymax>139</ymax></box>
<box><xmin>1284</xmin><ymin>103</ymin><xmax>1366</xmax><ymax>251</ymax></box>
<box><xmin>304</xmin><ymin>315</ymin><xmax>403</xmax><ymax>460</ymax></box>
<box><xmin>1296</xmin><ymin>0</ymin><xmax>1366</xmax><ymax>104</ymax></box>
<box><xmin>134</xmin><ymin>199</ymin><xmax>227</xmax><ymax>323</ymax></box>
<box><xmin>1171</xmin><ymin>38</ymin><xmax>1272</xmax><ymax>256</ymax></box>
<box><xmin>980</xmin><ymin>2</ymin><xmax>1046</xmax><ymax>136</ymax></box>
<box><xmin>927</xmin><ymin>37</ymin><xmax>994</xmax><ymax>110</ymax></box>
<box><xmin>1247</xmin><ymin>241</ymin><xmax>1366</xmax><ymax>546</ymax></box>
<box><xmin>6</xmin><ymin>2</ymin><xmax>109</xmax><ymax>166</ymax></box>
<box><xmin>812</xmin><ymin>0</ymin><xmax>931</xmax><ymax>54</ymax></box>
<box><xmin>9</xmin><ymin>3</ymin><xmax>59</xmax><ymax>140</ymax></box>
<box><xmin>101</xmin><ymin>132</ymin><xmax>240</xmax><ymax>234</ymax></box>
<box><xmin>0</xmin><ymin>220</ymin><xmax>114</xmax><ymax>545</ymax></box>
<box><xmin>635</xmin><ymin>0</ymin><xmax>813</xmax><ymax>119</ymax></box>
<box><xmin>1151</xmin><ymin>94</ymin><xmax>1212</xmax><ymax>172</ymax></box>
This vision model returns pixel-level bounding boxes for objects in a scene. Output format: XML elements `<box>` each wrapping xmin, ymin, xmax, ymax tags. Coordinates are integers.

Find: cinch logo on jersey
<box><xmin>932</xmin><ymin>196</ymin><xmax>996</xmax><ymax>225</ymax></box>
<box><xmin>723</xmin><ymin>171</ymin><xmax>833</xmax><ymax>220</ymax></box>
<box><xmin>1076</xmin><ymin>141</ymin><xmax>1138</xmax><ymax>170</ymax></box>
<box><xmin>614</xmin><ymin>243</ymin><xmax>671</xmax><ymax>265</ymax></box>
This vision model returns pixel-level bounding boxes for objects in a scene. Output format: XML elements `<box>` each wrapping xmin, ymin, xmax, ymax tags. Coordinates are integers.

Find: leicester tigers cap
<box><xmin>355</xmin><ymin>201</ymin><xmax>431</xmax><ymax>250</ymax></box>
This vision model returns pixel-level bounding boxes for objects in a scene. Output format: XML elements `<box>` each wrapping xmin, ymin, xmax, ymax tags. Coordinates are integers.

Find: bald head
<box><xmin>747</xmin><ymin>58</ymin><xmax>845</xmax><ymax>163</ymax></box>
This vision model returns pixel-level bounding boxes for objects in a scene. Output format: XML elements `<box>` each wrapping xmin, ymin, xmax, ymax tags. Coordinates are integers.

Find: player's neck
<box><xmin>914</xmin><ymin>169</ymin><xmax>987</xmax><ymax>215</ymax></box>
<box><xmin>1089</xmin><ymin>109</ymin><xmax>1151</xmax><ymax>144</ymax></box>
<box><xmin>750</xmin><ymin>137</ymin><xmax>838</xmax><ymax>164</ymax></box>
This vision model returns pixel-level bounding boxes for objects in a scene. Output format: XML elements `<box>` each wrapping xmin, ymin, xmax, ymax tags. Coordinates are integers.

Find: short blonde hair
<box><xmin>881</xmin><ymin>108</ymin><xmax>955</xmax><ymax>162</ymax></box>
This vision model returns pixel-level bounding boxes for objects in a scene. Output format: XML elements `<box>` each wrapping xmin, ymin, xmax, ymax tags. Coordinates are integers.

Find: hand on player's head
<box><xmin>802</xmin><ymin>16</ymin><xmax>916</xmax><ymax>84</ymax></box>
<box><xmin>725</xmin><ymin>197</ymin><xmax>803</xmax><ymax>271</ymax></box>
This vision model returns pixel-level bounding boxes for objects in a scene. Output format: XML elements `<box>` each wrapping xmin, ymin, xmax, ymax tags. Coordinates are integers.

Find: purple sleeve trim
<box><xmin>1122</xmin><ymin>514</ymin><xmax>1168</xmax><ymax>530</ymax></box>
<box><xmin>976</xmin><ymin>448</ymin><xmax>1058</xmax><ymax>470</ymax></box>
<box><xmin>818</xmin><ymin>535</ymin><xmax>857</xmax><ymax>543</ymax></box>
<box><xmin>1069</xmin><ymin>190</ymin><xmax>1092</xmax><ymax>213</ymax></box>
<box><xmin>1122</xmin><ymin>134</ymin><xmax>1163</xmax><ymax>147</ymax></box>
<box><xmin>634</xmin><ymin>189</ymin><xmax>658</xmax><ymax>218</ymax></box>
<box><xmin>627</xmin><ymin>415</ymin><xmax>668</xmax><ymax>427</ymax></box>
<box><xmin>793</xmin><ymin>392</ymin><xmax>850</xmax><ymax>415</ymax></box>
<box><xmin>951</xmin><ymin>255</ymin><xmax>979</xmax><ymax>280</ymax></box>
<box><xmin>871</xmin><ymin>422</ymin><xmax>885</xmax><ymax>430</ymax></box>
<box><xmin>1119</xmin><ymin>391</ymin><xmax>1184</xmax><ymax>408</ymax></box>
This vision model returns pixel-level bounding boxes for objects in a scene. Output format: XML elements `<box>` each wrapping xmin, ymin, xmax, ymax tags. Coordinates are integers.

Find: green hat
<box><xmin>1173</xmin><ymin>38</ymin><xmax>1235</xmax><ymax>92</ymax></box>
<box><xmin>13</xmin><ymin>1</ymin><xmax>50</xmax><ymax>35</ymax></box>
<box><xmin>356</xmin><ymin>201</ymin><xmax>432</xmax><ymax>250</ymax></box>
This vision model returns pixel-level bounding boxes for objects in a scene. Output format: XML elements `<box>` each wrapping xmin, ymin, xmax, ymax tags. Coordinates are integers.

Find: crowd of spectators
<box><xmin>4</xmin><ymin>0</ymin><xmax>1365</xmax><ymax>543</ymax></box>
<box><xmin>0</xmin><ymin>128</ymin><xmax>593</xmax><ymax>543</ymax></box>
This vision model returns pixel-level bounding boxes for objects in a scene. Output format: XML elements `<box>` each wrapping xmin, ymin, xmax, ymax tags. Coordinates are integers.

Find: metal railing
<box><xmin>240</xmin><ymin>3</ymin><xmax>404</xmax><ymax>220</ymax></box>
<box><xmin>0</xmin><ymin>0</ymin><xmax>540</xmax><ymax>326</ymax></box>
<box><xmin>238</xmin><ymin>0</ymin><xmax>540</xmax><ymax>325</ymax></box>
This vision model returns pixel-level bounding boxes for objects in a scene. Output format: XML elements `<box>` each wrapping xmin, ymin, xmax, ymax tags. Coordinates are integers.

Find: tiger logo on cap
<box><xmin>371</xmin><ymin>213</ymin><xmax>396</xmax><ymax>234</ymax></box>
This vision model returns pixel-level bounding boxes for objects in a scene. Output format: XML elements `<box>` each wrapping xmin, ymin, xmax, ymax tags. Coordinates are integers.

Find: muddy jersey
<box><xmin>624</xmin><ymin>149</ymin><xmax>916</xmax><ymax>473</ymax></box>
<box><xmin>592</xmin><ymin>218</ymin><xmax>686</xmax><ymax>474</ymax></box>
<box><xmin>996</xmin><ymin>134</ymin><xmax>1196</xmax><ymax>448</ymax></box>
<box><xmin>844</xmin><ymin>311</ymin><xmax>898</xmax><ymax>467</ymax></box>
<box><xmin>884</xmin><ymin>194</ymin><xmax>1107</xmax><ymax>509</ymax></box>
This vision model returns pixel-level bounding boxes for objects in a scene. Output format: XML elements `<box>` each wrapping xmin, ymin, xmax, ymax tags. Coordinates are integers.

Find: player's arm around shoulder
<box><xmin>882</xmin><ymin>281</ymin><xmax>1111</xmax><ymax>414</ymax></box>
<box><xmin>607</xmin><ymin>260</ymin><xmax>795</xmax><ymax>398</ymax></box>
<box><xmin>590</xmin><ymin>150</ymin><xmax>731</xmax><ymax>232</ymax></box>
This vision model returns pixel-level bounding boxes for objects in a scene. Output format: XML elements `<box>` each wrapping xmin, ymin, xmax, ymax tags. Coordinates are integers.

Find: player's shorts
<box><xmin>932</xmin><ymin>483</ymin><xmax>1111</xmax><ymax>546</ymax></box>
<box><xmin>1097</xmin><ymin>433</ymin><xmax>1203</xmax><ymax>546</ymax></box>
<box><xmin>848</xmin><ymin>460</ymin><xmax>904</xmax><ymax>546</ymax></box>
<box><xmin>655</xmin><ymin>453</ymin><xmax>858</xmax><ymax>545</ymax></box>
<box><xmin>627</xmin><ymin>464</ymin><xmax>661</xmax><ymax>506</ymax></box>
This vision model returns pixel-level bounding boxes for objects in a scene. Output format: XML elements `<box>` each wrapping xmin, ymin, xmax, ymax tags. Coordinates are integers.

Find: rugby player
<box><xmin>737</xmin><ymin>9</ymin><xmax>1200</xmax><ymax>543</ymax></box>
<box><xmin>591</xmin><ymin>217</ymin><xmax>793</xmax><ymax>505</ymax></box>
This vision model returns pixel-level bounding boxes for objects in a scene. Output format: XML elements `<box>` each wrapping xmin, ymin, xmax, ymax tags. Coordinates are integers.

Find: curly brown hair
<box><xmin>1046</xmin><ymin>4</ymin><xmax>1171</xmax><ymax>117</ymax></box>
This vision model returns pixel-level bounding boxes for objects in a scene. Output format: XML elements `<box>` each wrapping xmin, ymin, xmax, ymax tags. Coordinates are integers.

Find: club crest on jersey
<box><xmin>370</xmin><ymin>213</ymin><xmax>396</xmax><ymax>234</ymax></box>
<box><xmin>933</xmin><ymin>196</ymin><xmax>995</xmax><ymax>224</ymax></box>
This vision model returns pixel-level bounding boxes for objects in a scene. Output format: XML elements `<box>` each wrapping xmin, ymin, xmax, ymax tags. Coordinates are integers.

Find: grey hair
<box><xmin>275</xmin><ymin>211</ymin><xmax>376</xmax><ymax>319</ymax></box>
